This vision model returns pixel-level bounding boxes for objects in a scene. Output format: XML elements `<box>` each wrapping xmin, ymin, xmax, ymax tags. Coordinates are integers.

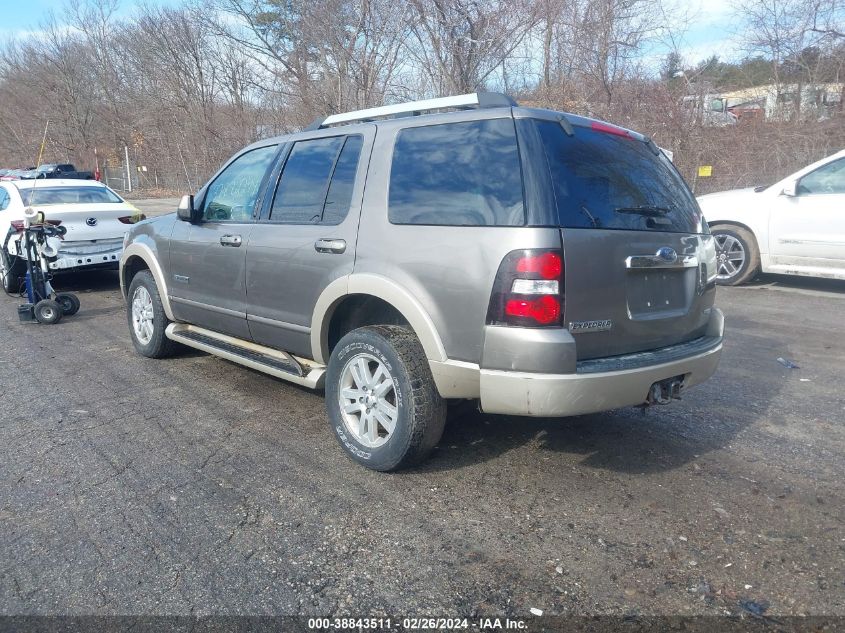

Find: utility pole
<box><xmin>124</xmin><ymin>144</ymin><xmax>132</xmax><ymax>193</ymax></box>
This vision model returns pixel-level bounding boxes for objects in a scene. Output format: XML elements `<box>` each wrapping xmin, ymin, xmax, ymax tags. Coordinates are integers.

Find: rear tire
<box><xmin>34</xmin><ymin>299</ymin><xmax>62</xmax><ymax>324</ymax></box>
<box><xmin>1</xmin><ymin>249</ymin><xmax>23</xmax><ymax>295</ymax></box>
<box><xmin>711</xmin><ymin>225</ymin><xmax>760</xmax><ymax>286</ymax></box>
<box><xmin>325</xmin><ymin>325</ymin><xmax>446</xmax><ymax>471</ymax></box>
<box><xmin>55</xmin><ymin>292</ymin><xmax>81</xmax><ymax>316</ymax></box>
<box><xmin>127</xmin><ymin>270</ymin><xmax>179</xmax><ymax>358</ymax></box>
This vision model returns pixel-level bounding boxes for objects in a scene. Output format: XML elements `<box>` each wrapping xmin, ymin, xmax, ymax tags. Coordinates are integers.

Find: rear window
<box><xmin>270</xmin><ymin>134</ymin><xmax>362</xmax><ymax>225</ymax></box>
<box><xmin>20</xmin><ymin>186</ymin><xmax>122</xmax><ymax>206</ymax></box>
<box><xmin>388</xmin><ymin>119</ymin><xmax>525</xmax><ymax>226</ymax></box>
<box><xmin>531</xmin><ymin>120</ymin><xmax>706</xmax><ymax>233</ymax></box>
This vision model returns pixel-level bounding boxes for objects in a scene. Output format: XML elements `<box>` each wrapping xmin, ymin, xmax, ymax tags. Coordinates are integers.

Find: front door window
<box><xmin>202</xmin><ymin>145</ymin><xmax>278</xmax><ymax>222</ymax></box>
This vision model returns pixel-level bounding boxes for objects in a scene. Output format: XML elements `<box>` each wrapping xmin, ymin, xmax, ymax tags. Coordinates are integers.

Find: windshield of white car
<box><xmin>20</xmin><ymin>186</ymin><xmax>123</xmax><ymax>205</ymax></box>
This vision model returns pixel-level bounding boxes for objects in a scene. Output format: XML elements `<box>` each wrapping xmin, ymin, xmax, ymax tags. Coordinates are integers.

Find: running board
<box><xmin>165</xmin><ymin>324</ymin><xmax>326</xmax><ymax>389</ymax></box>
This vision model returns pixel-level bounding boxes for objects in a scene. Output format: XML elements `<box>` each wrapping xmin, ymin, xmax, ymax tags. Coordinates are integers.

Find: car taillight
<box><xmin>487</xmin><ymin>249</ymin><xmax>564</xmax><ymax>328</ymax></box>
<box><xmin>10</xmin><ymin>219</ymin><xmax>61</xmax><ymax>231</ymax></box>
<box><xmin>118</xmin><ymin>214</ymin><xmax>146</xmax><ymax>224</ymax></box>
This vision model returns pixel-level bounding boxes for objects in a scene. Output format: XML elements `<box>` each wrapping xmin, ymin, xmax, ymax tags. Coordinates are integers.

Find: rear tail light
<box><xmin>9</xmin><ymin>219</ymin><xmax>61</xmax><ymax>231</ymax></box>
<box><xmin>487</xmin><ymin>249</ymin><xmax>564</xmax><ymax>327</ymax></box>
<box><xmin>118</xmin><ymin>214</ymin><xmax>147</xmax><ymax>224</ymax></box>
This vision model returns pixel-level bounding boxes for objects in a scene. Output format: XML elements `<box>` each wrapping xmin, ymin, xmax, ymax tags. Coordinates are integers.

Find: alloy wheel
<box><xmin>714</xmin><ymin>233</ymin><xmax>746</xmax><ymax>280</ymax></box>
<box><xmin>131</xmin><ymin>286</ymin><xmax>155</xmax><ymax>345</ymax></box>
<box><xmin>338</xmin><ymin>353</ymin><xmax>399</xmax><ymax>449</ymax></box>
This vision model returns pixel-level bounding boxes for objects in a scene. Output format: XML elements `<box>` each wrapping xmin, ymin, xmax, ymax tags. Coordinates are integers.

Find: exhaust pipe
<box><xmin>648</xmin><ymin>378</ymin><xmax>683</xmax><ymax>406</ymax></box>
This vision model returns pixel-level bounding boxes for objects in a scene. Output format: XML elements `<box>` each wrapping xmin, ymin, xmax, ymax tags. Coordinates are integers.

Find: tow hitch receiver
<box><xmin>647</xmin><ymin>376</ymin><xmax>684</xmax><ymax>406</ymax></box>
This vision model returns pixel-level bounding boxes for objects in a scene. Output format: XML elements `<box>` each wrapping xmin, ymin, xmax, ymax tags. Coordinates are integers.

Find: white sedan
<box><xmin>697</xmin><ymin>149</ymin><xmax>845</xmax><ymax>285</ymax></box>
<box><xmin>0</xmin><ymin>179</ymin><xmax>145</xmax><ymax>293</ymax></box>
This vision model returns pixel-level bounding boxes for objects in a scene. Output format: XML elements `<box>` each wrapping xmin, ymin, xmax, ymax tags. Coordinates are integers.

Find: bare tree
<box><xmin>0</xmin><ymin>0</ymin><xmax>840</xmax><ymax>197</ymax></box>
<box><xmin>738</xmin><ymin>0</ymin><xmax>844</xmax><ymax>119</ymax></box>
<box><xmin>404</xmin><ymin>0</ymin><xmax>539</xmax><ymax>95</ymax></box>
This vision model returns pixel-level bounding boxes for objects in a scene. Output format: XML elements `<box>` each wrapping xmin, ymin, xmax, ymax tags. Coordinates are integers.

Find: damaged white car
<box><xmin>1</xmin><ymin>179</ymin><xmax>144</xmax><ymax>293</ymax></box>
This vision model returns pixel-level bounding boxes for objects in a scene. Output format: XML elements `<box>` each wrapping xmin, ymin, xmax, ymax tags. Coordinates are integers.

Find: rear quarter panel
<box><xmin>354</xmin><ymin>112</ymin><xmax>561</xmax><ymax>364</ymax></box>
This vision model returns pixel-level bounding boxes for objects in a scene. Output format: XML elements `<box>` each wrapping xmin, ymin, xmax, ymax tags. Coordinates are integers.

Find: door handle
<box><xmin>220</xmin><ymin>234</ymin><xmax>242</xmax><ymax>247</ymax></box>
<box><xmin>314</xmin><ymin>238</ymin><xmax>346</xmax><ymax>254</ymax></box>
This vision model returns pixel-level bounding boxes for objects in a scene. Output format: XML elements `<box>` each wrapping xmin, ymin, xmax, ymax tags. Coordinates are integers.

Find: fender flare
<box><xmin>310</xmin><ymin>273</ymin><xmax>447</xmax><ymax>365</ymax></box>
<box><xmin>120</xmin><ymin>242</ymin><xmax>175</xmax><ymax>321</ymax></box>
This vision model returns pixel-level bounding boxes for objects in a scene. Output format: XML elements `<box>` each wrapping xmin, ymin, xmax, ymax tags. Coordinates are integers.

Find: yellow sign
<box><xmin>698</xmin><ymin>165</ymin><xmax>713</xmax><ymax>177</ymax></box>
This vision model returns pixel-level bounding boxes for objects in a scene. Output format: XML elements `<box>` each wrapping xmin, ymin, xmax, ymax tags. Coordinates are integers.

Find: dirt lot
<box><xmin>0</xmin><ymin>249</ymin><xmax>843</xmax><ymax>621</ymax></box>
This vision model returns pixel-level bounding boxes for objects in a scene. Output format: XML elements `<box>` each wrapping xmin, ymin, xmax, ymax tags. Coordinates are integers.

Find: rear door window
<box><xmin>531</xmin><ymin>120</ymin><xmax>705</xmax><ymax>233</ymax></box>
<box><xmin>270</xmin><ymin>135</ymin><xmax>362</xmax><ymax>224</ymax></box>
<box><xmin>321</xmin><ymin>136</ymin><xmax>363</xmax><ymax>225</ymax></box>
<box><xmin>388</xmin><ymin>119</ymin><xmax>525</xmax><ymax>226</ymax></box>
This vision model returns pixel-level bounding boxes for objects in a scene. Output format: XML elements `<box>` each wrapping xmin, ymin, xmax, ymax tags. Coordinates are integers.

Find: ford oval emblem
<box><xmin>656</xmin><ymin>246</ymin><xmax>677</xmax><ymax>263</ymax></box>
<box><xmin>86</xmin><ymin>217</ymin><xmax>98</xmax><ymax>227</ymax></box>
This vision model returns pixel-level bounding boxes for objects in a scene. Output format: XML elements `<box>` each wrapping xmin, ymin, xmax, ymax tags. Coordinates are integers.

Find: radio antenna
<box><xmin>35</xmin><ymin>119</ymin><xmax>50</xmax><ymax>168</ymax></box>
<box><xmin>25</xmin><ymin>119</ymin><xmax>50</xmax><ymax>220</ymax></box>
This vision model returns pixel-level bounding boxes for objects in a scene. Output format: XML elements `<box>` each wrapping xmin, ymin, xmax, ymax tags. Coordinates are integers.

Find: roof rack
<box><xmin>303</xmin><ymin>92</ymin><xmax>517</xmax><ymax>131</ymax></box>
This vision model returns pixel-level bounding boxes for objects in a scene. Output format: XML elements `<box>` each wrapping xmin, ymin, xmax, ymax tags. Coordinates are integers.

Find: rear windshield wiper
<box><xmin>580</xmin><ymin>204</ymin><xmax>600</xmax><ymax>227</ymax></box>
<box><xmin>614</xmin><ymin>205</ymin><xmax>672</xmax><ymax>217</ymax></box>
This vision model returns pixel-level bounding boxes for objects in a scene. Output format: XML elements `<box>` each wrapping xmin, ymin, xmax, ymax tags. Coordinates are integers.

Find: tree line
<box><xmin>0</xmin><ymin>0</ymin><xmax>842</xmax><ymax>194</ymax></box>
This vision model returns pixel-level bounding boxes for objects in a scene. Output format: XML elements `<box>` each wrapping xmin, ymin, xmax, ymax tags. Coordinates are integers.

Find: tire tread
<box><xmin>326</xmin><ymin>325</ymin><xmax>446</xmax><ymax>471</ymax></box>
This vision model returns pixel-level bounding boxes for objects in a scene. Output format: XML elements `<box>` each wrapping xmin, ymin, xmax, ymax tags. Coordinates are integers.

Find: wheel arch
<box><xmin>311</xmin><ymin>274</ymin><xmax>447</xmax><ymax>366</ymax></box>
<box><xmin>707</xmin><ymin>220</ymin><xmax>764</xmax><ymax>254</ymax></box>
<box><xmin>120</xmin><ymin>242</ymin><xmax>175</xmax><ymax>320</ymax></box>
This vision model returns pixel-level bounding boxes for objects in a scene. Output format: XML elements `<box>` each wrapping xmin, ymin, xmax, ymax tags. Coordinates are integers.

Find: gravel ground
<box><xmin>0</xmin><ymin>265</ymin><xmax>843</xmax><ymax>620</ymax></box>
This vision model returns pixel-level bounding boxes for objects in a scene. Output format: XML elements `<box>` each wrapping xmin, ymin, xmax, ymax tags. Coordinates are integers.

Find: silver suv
<box><xmin>120</xmin><ymin>93</ymin><xmax>724</xmax><ymax>471</ymax></box>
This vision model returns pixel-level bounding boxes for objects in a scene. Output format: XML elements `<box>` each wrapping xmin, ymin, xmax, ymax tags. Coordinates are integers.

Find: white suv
<box><xmin>698</xmin><ymin>149</ymin><xmax>845</xmax><ymax>285</ymax></box>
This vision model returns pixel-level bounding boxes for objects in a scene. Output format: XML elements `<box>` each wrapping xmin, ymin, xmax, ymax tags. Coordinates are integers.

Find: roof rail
<box><xmin>303</xmin><ymin>92</ymin><xmax>517</xmax><ymax>131</ymax></box>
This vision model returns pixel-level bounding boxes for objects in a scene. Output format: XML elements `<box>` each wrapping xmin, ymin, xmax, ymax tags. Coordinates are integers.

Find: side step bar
<box><xmin>165</xmin><ymin>324</ymin><xmax>326</xmax><ymax>389</ymax></box>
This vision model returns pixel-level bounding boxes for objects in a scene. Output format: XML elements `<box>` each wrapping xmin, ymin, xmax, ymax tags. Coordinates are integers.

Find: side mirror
<box><xmin>781</xmin><ymin>181</ymin><xmax>797</xmax><ymax>197</ymax></box>
<box><xmin>177</xmin><ymin>194</ymin><xmax>200</xmax><ymax>223</ymax></box>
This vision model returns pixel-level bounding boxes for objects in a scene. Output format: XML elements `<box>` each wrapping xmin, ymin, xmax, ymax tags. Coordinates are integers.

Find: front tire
<box><xmin>325</xmin><ymin>325</ymin><xmax>446</xmax><ymax>471</ymax></box>
<box><xmin>34</xmin><ymin>299</ymin><xmax>62</xmax><ymax>324</ymax></box>
<box><xmin>127</xmin><ymin>270</ymin><xmax>178</xmax><ymax>358</ymax></box>
<box><xmin>711</xmin><ymin>225</ymin><xmax>760</xmax><ymax>286</ymax></box>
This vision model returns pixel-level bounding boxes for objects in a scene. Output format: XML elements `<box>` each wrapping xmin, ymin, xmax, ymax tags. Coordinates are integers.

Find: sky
<box><xmin>0</xmin><ymin>0</ymin><xmax>180</xmax><ymax>37</ymax></box>
<box><xmin>0</xmin><ymin>0</ymin><xmax>61</xmax><ymax>32</ymax></box>
<box><xmin>0</xmin><ymin>0</ymin><xmax>743</xmax><ymax>67</ymax></box>
<box><xmin>677</xmin><ymin>0</ymin><xmax>743</xmax><ymax>65</ymax></box>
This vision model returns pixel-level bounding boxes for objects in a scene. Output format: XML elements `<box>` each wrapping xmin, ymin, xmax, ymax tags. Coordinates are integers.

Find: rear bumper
<box><xmin>479</xmin><ymin>308</ymin><xmax>724</xmax><ymax>417</ymax></box>
<box><xmin>47</xmin><ymin>239</ymin><xmax>123</xmax><ymax>271</ymax></box>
